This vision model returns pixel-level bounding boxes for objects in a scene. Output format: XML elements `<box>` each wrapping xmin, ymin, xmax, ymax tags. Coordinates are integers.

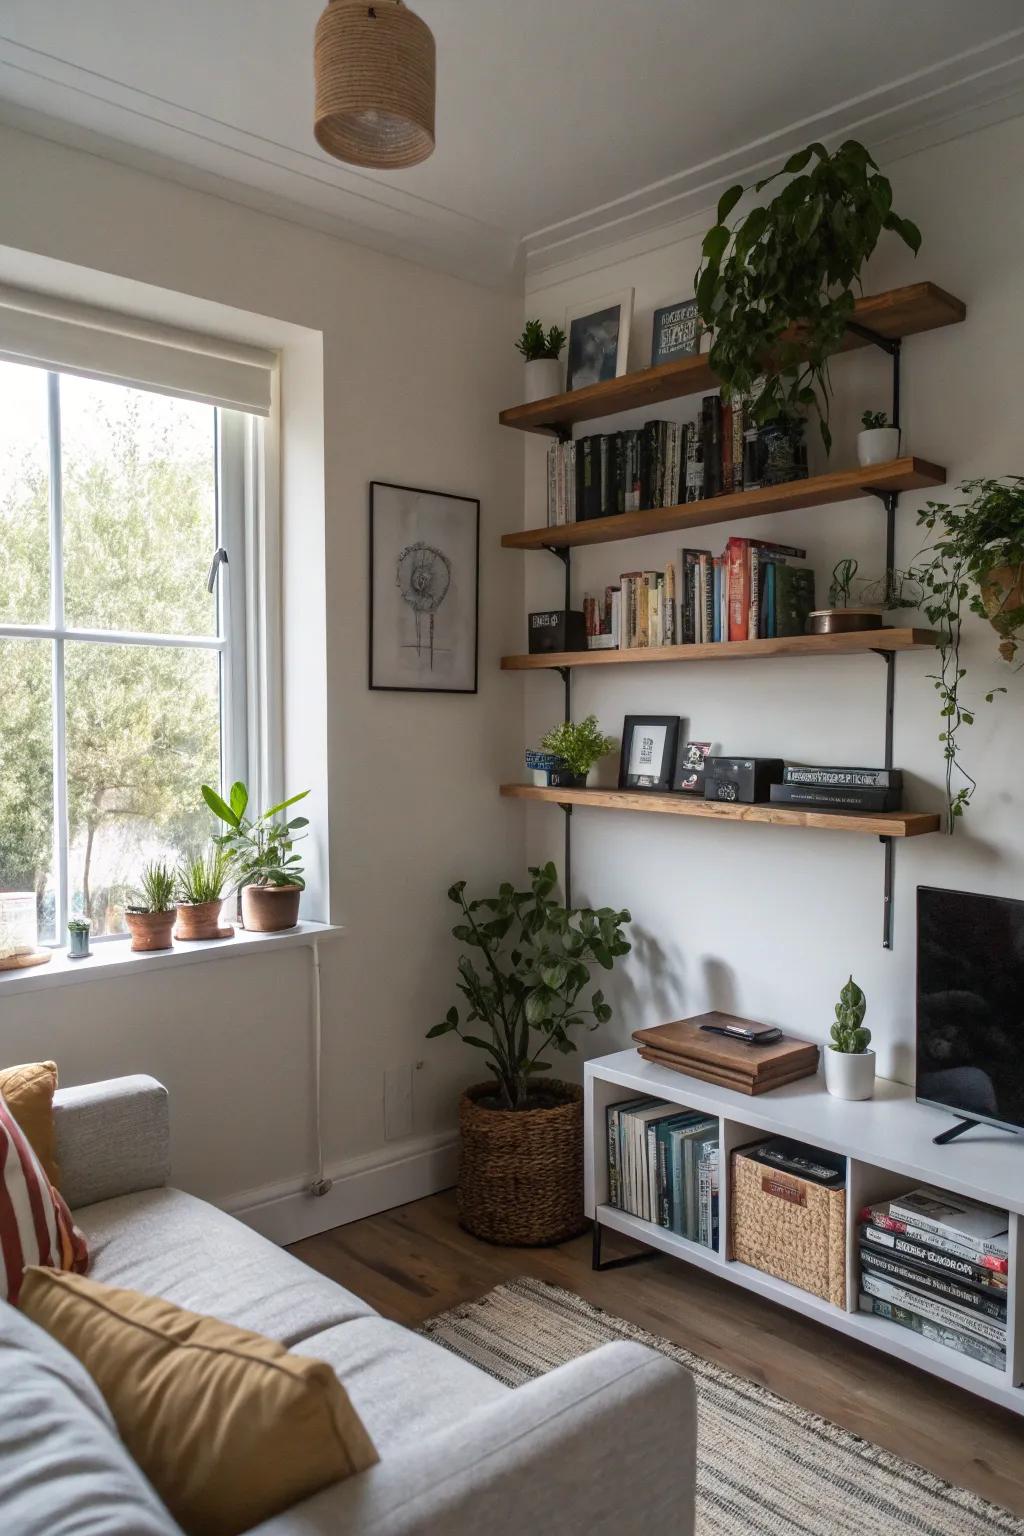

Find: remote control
<box><xmin>752</xmin><ymin>1143</ymin><xmax>845</xmax><ymax>1186</ymax></box>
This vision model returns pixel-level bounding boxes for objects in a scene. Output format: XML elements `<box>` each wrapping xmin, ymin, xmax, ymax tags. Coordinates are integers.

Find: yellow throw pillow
<box><xmin>0</xmin><ymin>1060</ymin><xmax>60</xmax><ymax>1187</ymax></box>
<box><xmin>20</xmin><ymin>1268</ymin><xmax>378</xmax><ymax>1536</ymax></box>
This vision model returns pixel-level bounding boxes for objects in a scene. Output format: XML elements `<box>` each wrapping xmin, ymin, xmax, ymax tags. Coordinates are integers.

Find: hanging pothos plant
<box><xmin>694</xmin><ymin>140</ymin><xmax>921</xmax><ymax>451</ymax></box>
<box><xmin>916</xmin><ymin>477</ymin><xmax>1024</xmax><ymax>831</ymax></box>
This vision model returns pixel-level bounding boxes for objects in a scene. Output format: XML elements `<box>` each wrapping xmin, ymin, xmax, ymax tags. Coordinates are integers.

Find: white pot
<box><xmin>824</xmin><ymin>1046</ymin><xmax>876</xmax><ymax>1101</ymax></box>
<box><xmin>524</xmin><ymin>357</ymin><xmax>563</xmax><ymax>403</ymax></box>
<box><xmin>857</xmin><ymin>426</ymin><xmax>901</xmax><ymax>467</ymax></box>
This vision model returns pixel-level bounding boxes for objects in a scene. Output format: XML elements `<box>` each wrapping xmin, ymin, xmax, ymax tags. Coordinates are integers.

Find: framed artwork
<box><xmin>619</xmin><ymin>715</ymin><xmax>679</xmax><ymax>790</ymax></box>
<box><xmin>673</xmin><ymin>738</ymin><xmax>713</xmax><ymax>794</ymax></box>
<box><xmin>651</xmin><ymin>297</ymin><xmax>701</xmax><ymax>367</ymax></box>
<box><xmin>564</xmin><ymin>288</ymin><xmax>634</xmax><ymax>391</ymax></box>
<box><xmin>369</xmin><ymin>482</ymin><xmax>479</xmax><ymax>693</ymax></box>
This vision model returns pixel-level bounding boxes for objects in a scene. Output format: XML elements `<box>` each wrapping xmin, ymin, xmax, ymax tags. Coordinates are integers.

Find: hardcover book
<box><xmin>884</xmin><ymin>1190</ymin><xmax>1009</xmax><ymax>1257</ymax></box>
<box><xmin>859</xmin><ymin>1245</ymin><xmax>1007</xmax><ymax>1321</ymax></box>
<box><xmin>860</xmin><ymin>1221</ymin><xmax>1009</xmax><ymax>1288</ymax></box>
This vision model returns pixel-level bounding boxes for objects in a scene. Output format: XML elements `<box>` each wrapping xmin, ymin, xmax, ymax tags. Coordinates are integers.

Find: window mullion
<box><xmin>47</xmin><ymin>372</ymin><xmax>69</xmax><ymax>937</ymax></box>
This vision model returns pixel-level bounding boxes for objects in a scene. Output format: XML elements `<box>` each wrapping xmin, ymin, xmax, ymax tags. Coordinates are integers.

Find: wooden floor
<box><xmin>291</xmin><ymin>1190</ymin><xmax>1024</xmax><ymax>1517</ymax></box>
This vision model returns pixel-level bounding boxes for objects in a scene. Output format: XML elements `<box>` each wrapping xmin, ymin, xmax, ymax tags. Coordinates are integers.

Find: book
<box><xmin>684</xmin><ymin>416</ymin><xmax>703</xmax><ymax>502</ymax></box>
<box><xmin>784</xmin><ymin>765</ymin><xmax>903</xmax><ymax>789</ymax></box>
<box><xmin>701</xmin><ymin>396</ymin><xmax>721</xmax><ymax>498</ymax></box>
<box><xmin>774</xmin><ymin>565</ymin><xmax>816</xmax><ymax>636</ymax></box>
<box><xmin>860</xmin><ymin>1272</ymin><xmax>1006</xmax><ymax>1348</ymax></box>
<box><xmin>858</xmin><ymin>1295</ymin><xmax>1006</xmax><ymax>1372</ymax></box>
<box><xmin>861</xmin><ymin>1219</ymin><xmax>1009</xmax><ymax>1284</ymax></box>
<box><xmin>866</xmin><ymin>1197</ymin><xmax>1010</xmax><ymax>1262</ymax></box>
<box><xmin>886</xmin><ymin>1189</ymin><xmax>1010</xmax><ymax>1257</ymax></box>
<box><xmin>607</xmin><ymin>1097</ymin><xmax>654</xmax><ymax>1211</ymax></box>
<box><xmin>859</xmin><ymin>1245</ymin><xmax>1007</xmax><ymax>1322</ymax></box>
<box><xmin>770</xmin><ymin>783</ymin><xmax>903</xmax><ymax>812</ymax></box>
<box><xmin>668</xmin><ymin>1117</ymin><xmax>717</xmax><ymax>1238</ymax></box>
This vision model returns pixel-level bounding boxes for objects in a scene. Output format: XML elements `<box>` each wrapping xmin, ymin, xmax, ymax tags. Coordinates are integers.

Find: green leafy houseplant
<box><xmin>176</xmin><ymin>846</ymin><xmax>232</xmax><ymax>906</ymax></box>
<box><xmin>516</xmin><ymin>320</ymin><xmax>566</xmax><ymax>362</ymax></box>
<box><xmin>695</xmin><ymin>140</ymin><xmax>921</xmax><ymax>451</ymax></box>
<box><xmin>201</xmin><ymin>781</ymin><xmax>309</xmax><ymax>890</ymax></box>
<box><xmin>916</xmin><ymin>476</ymin><xmax>1024</xmax><ymax>829</ymax></box>
<box><xmin>127</xmin><ymin>861</ymin><xmax>176</xmax><ymax>914</ymax></box>
<box><xmin>540</xmin><ymin>715</ymin><xmax>616</xmax><ymax>782</ymax></box>
<box><xmin>830</xmin><ymin>976</ymin><xmax>871</xmax><ymax>1054</ymax></box>
<box><xmin>428</xmin><ymin>863</ymin><xmax>631</xmax><ymax>1111</ymax></box>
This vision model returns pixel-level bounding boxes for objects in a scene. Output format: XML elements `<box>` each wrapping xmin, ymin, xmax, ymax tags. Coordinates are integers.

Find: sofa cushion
<box><xmin>0</xmin><ymin>1060</ymin><xmax>60</xmax><ymax>1186</ymax></box>
<box><xmin>0</xmin><ymin>1298</ymin><xmax>180</xmax><ymax>1535</ymax></box>
<box><xmin>300</xmin><ymin>1314</ymin><xmax>508</xmax><ymax>1453</ymax></box>
<box><xmin>0</xmin><ymin>1095</ymin><xmax>88</xmax><ymax>1304</ymax></box>
<box><xmin>77</xmin><ymin>1188</ymin><xmax>374</xmax><ymax>1344</ymax></box>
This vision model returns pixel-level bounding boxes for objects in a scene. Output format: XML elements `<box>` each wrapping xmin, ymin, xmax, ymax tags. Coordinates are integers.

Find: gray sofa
<box><xmin>0</xmin><ymin>1076</ymin><xmax>697</xmax><ymax>1534</ymax></box>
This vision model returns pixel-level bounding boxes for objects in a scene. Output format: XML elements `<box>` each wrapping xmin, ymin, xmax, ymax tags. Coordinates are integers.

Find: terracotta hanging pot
<box><xmin>241</xmin><ymin>884</ymin><xmax>301</xmax><ymax>933</ymax></box>
<box><xmin>979</xmin><ymin>562</ymin><xmax>1024</xmax><ymax>663</ymax></box>
<box><xmin>124</xmin><ymin>910</ymin><xmax>175</xmax><ymax>952</ymax></box>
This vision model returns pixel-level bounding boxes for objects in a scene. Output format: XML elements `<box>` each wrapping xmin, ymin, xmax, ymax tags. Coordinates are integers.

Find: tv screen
<box><xmin>917</xmin><ymin>885</ymin><xmax>1024</xmax><ymax>1134</ymax></box>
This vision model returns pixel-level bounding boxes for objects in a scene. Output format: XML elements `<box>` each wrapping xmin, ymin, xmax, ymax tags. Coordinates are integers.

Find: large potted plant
<box><xmin>516</xmin><ymin>320</ymin><xmax>566</xmax><ymax>404</ymax></box>
<box><xmin>201</xmin><ymin>781</ymin><xmax>309</xmax><ymax>932</ymax></box>
<box><xmin>174</xmin><ymin>847</ymin><xmax>234</xmax><ymax>941</ymax></box>
<box><xmin>124</xmin><ymin>862</ymin><xmax>177</xmax><ymax>952</ymax></box>
<box><xmin>428</xmin><ymin>863</ymin><xmax>630</xmax><ymax>1245</ymax></box>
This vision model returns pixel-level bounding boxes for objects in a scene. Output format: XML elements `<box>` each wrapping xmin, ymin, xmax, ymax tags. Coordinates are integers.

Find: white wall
<box><xmin>520</xmin><ymin>114</ymin><xmax>1024</xmax><ymax>1086</ymax></box>
<box><xmin>0</xmin><ymin>123</ymin><xmax>526</xmax><ymax>1222</ymax></box>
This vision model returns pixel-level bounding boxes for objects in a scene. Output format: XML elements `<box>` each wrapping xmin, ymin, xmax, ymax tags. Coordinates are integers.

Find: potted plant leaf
<box><xmin>174</xmin><ymin>847</ymin><xmax>234</xmax><ymax>941</ymax></box>
<box><xmin>428</xmin><ymin>863</ymin><xmax>630</xmax><ymax>1245</ymax></box>
<box><xmin>124</xmin><ymin>862</ymin><xmax>177</xmax><ymax>952</ymax></box>
<box><xmin>516</xmin><ymin>319</ymin><xmax>566</xmax><ymax>404</ymax></box>
<box><xmin>857</xmin><ymin>409</ymin><xmax>901</xmax><ymax>467</ymax></box>
<box><xmin>539</xmin><ymin>714</ymin><xmax>616</xmax><ymax>787</ymax></box>
<box><xmin>201</xmin><ymin>781</ymin><xmax>309</xmax><ymax>932</ymax></box>
<box><xmin>824</xmin><ymin>976</ymin><xmax>874</xmax><ymax>1100</ymax></box>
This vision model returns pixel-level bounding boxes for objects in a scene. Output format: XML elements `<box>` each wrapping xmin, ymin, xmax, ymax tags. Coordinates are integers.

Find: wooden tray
<box><xmin>0</xmin><ymin>949</ymin><xmax>53</xmax><ymax>972</ymax></box>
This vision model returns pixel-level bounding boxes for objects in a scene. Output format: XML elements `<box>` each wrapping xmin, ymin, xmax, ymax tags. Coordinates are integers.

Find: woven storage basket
<box><xmin>458</xmin><ymin>1081</ymin><xmax>586</xmax><ymax>1247</ymax></box>
<box><xmin>730</xmin><ymin>1148</ymin><xmax>846</xmax><ymax>1307</ymax></box>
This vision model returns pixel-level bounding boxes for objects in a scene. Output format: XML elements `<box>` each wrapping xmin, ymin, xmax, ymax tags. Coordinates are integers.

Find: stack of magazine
<box><xmin>607</xmin><ymin>1097</ymin><xmax>719</xmax><ymax>1248</ymax></box>
<box><xmin>858</xmin><ymin>1187</ymin><xmax>1009</xmax><ymax>1372</ymax></box>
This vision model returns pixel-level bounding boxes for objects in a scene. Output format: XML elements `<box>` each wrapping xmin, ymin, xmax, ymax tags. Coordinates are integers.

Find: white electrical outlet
<box><xmin>384</xmin><ymin>1065</ymin><xmax>414</xmax><ymax>1140</ymax></box>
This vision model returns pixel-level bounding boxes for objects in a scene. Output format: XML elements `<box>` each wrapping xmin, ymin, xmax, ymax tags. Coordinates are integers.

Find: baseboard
<box><xmin>226</xmin><ymin>1132</ymin><xmax>458</xmax><ymax>1246</ymax></box>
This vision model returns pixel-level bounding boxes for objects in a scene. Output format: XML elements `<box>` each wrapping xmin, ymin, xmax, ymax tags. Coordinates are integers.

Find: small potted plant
<box><xmin>539</xmin><ymin>714</ymin><xmax>616</xmax><ymax>788</ymax></box>
<box><xmin>66</xmin><ymin>918</ymin><xmax>91</xmax><ymax>960</ymax></box>
<box><xmin>174</xmin><ymin>847</ymin><xmax>234</xmax><ymax>941</ymax></box>
<box><xmin>428</xmin><ymin>863</ymin><xmax>630</xmax><ymax>1245</ymax></box>
<box><xmin>516</xmin><ymin>319</ymin><xmax>566</xmax><ymax>404</ymax></box>
<box><xmin>824</xmin><ymin>975</ymin><xmax>874</xmax><ymax>1100</ymax></box>
<box><xmin>124</xmin><ymin>862</ymin><xmax>177</xmax><ymax>952</ymax></box>
<box><xmin>807</xmin><ymin>557</ymin><xmax>883</xmax><ymax>635</ymax></box>
<box><xmin>201</xmin><ymin>781</ymin><xmax>309</xmax><ymax>932</ymax></box>
<box><xmin>858</xmin><ymin>409</ymin><xmax>901</xmax><ymax>467</ymax></box>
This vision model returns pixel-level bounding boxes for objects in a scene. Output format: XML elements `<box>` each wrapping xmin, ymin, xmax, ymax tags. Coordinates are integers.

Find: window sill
<box><xmin>0</xmin><ymin>921</ymin><xmax>342</xmax><ymax>999</ymax></box>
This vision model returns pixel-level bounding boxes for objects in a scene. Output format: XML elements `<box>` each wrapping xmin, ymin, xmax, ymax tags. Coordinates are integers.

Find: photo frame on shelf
<box><xmin>650</xmin><ymin>297</ymin><xmax>701</xmax><ymax>367</ymax></box>
<box><xmin>673</xmin><ymin>737</ymin><xmax>714</xmax><ymax>794</ymax></box>
<box><xmin>564</xmin><ymin>288</ymin><xmax>634</xmax><ymax>391</ymax></box>
<box><xmin>369</xmin><ymin>481</ymin><xmax>480</xmax><ymax>693</ymax></box>
<box><xmin>619</xmin><ymin>715</ymin><xmax>679</xmax><ymax>790</ymax></box>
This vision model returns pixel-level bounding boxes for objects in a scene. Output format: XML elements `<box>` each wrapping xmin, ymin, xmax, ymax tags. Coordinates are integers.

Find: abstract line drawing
<box><xmin>395</xmin><ymin>541</ymin><xmax>451</xmax><ymax>669</ymax></box>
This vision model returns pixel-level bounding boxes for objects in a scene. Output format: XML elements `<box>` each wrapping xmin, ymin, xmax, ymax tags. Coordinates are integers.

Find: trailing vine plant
<box><xmin>694</xmin><ymin>140</ymin><xmax>921</xmax><ymax>451</ymax></box>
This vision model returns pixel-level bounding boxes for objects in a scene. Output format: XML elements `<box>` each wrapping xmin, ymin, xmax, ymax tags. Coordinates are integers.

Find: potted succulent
<box><xmin>539</xmin><ymin>714</ymin><xmax>616</xmax><ymax>788</ymax></box>
<box><xmin>516</xmin><ymin>319</ymin><xmax>566</xmax><ymax>404</ymax></box>
<box><xmin>174</xmin><ymin>847</ymin><xmax>234</xmax><ymax>942</ymax></box>
<box><xmin>858</xmin><ymin>409</ymin><xmax>901</xmax><ymax>467</ymax></box>
<box><xmin>824</xmin><ymin>976</ymin><xmax>874</xmax><ymax>1101</ymax></box>
<box><xmin>428</xmin><ymin>863</ymin><xmax>630</xmax><ymax>1245</ymax></box>
<box><xmin>124</xmin><ymin>862</ymin><xmax>177</xmax><ymax>952</ymax></box>
<box><xmin>201</xmin><ymin>781</ymin><xmax>309</xmax><ymax>932</ymax></box>
<box><xmin>66</xmin><ymin>918</ymin><xmax>91</xmax><ymax>960</ymax></box>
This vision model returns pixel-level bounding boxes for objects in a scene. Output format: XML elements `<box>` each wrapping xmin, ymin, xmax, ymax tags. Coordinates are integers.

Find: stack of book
<box><xmin>771</xmin><ymin>765</ymin><xmax>903</xmax><ymax>813</ymax></box>
<box><xmin>632</xmin><ymin>1015</ymin><xmax>820</xmax><ymax>1095</ymax></box>
<box><xmin>607</xmin><ymin>1097</ymin><xmax>719</xmax><ymax>1247</ymax></box>
<box><xmin>858</xmin><ymin>1189</ymin><xmax>1010</xmax><ymax>1372</ymax></box>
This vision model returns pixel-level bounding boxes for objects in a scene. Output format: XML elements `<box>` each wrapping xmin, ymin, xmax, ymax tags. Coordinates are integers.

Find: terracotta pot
<box><xmin>124</xmin><ymin>910</ymin><xmax>175</xmax><ymax>953</ymax></box>
<box><xmin>457</xmin><ymin>1080</ymin><xmax>586</xmax><ymax>1246</ymax></box>
<box><xmin>979</xmin><ymin>563</ymin><xmax>1024</xmax><ymax>663</ymax></box>
<box><xmin>241</xmin><ymin>883</ymin><xmax>301</xmax><ymax>933</ymax></box>
<box><xmin>174</xmin><ymin>899</ymin><xmax>233</xmax><ymax>942</ymax></box>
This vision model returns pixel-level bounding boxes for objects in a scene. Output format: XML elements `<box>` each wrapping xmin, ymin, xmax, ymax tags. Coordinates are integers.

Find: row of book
<box><xmin>770</xmin><ymin>763</ymin><xmax>903</xmax><ymax>814</ymax></box>
<box><xmin>607</xmin><ymin>1097</ymin><xmax>719</xmax><ymax>1248</ymax></box>
<box><xmin>858</xmin><ymin>1187</ymin><xmax>1010</xmax><ymax>1373</ymax></box>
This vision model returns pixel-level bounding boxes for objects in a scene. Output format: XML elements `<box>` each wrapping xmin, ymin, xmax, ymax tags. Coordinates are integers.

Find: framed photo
<box><xmin>369</xmin><ymin>482</ymin><xmax>479</xmax><ymax>693</ymax></box>
<box><xmin>564</xmin><ymin>288</ymin><xmax>633</xmax><ymax>391</ymax></box>
<box><xmin>619</xmin><ymin>715</ymin><xmax>679</xmax><ymax>790</ymax></box>
<box><xmin>651</xmin><ymin>297</ymin><xmax>701</xmax><ymax>367</ymax></box>
<box><xmin>673</xmin><ymin>738</ymin><xmax>713</xmax><ymax>794</ymax></box>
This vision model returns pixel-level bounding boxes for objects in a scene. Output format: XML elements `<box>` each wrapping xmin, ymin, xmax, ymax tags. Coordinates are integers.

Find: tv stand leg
<box><xmin>932</xmin><ymin>1116</ymin><xmax>980</xmax><ymax>1145</ymax></box>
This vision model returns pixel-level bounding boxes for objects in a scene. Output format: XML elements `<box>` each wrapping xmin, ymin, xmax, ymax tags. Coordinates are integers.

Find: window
<box><xmin>0</xmin><ymin>360</ymin><xmax>253</xmax><ymax>942</ymax></box>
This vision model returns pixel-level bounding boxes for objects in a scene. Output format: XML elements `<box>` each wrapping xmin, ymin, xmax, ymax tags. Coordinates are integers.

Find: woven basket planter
<box><xmin>457</xmin><ymin>1081</ymin><xmax>586</xmax><ymax>1247</ymax></box>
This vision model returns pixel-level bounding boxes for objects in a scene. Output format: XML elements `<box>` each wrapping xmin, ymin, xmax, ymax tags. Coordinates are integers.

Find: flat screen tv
<box><xmin>917</xmin><ymin>884</ymin><xmax>1024</xmax><ymax>1137</ymax></box>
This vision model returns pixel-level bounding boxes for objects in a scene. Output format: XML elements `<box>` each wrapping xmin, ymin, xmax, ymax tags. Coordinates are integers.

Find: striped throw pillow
<box><xmin>0</xmin><ymin>1094</ymin><xmax>88</xmax><ymax>1304</ymax></box>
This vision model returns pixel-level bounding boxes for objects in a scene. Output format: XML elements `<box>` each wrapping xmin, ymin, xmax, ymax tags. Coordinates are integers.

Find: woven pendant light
<box><xmin>314</xmin><ymin>0</ymin><xmax>436</xmax><ymax>169</ymax></box>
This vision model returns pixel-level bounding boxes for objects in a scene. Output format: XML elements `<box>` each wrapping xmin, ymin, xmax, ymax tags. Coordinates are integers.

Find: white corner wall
<box><xmin>519</xmin><ymin>113</ymin><xmax>1024</xmax><ymax>1086</ymax></box>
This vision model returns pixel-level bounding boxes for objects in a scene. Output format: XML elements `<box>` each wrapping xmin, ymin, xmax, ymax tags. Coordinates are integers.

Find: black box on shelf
<box><xmin>528</xmin><ymin>610</ymin><xmax>587</xmax><ymax>654</ymax></box>
<box><xmin>704</xmin><ymin>757</ymin><xmax>785</xmax><ymax>804</ymax></box>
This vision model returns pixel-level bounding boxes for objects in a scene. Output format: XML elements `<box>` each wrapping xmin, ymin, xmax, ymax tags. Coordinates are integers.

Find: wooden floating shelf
<box><xmin>498</xmin><ymin>282</ymin><xmax>966</xmax><ymax>436</ymax></box>
<box><xmin>502</xmin><ymin>627</ymin><xmax>938</xmax><ymax>671</ymax></box>
<box><xmin>499</xmin><ymin>784</ymin><xmax>941</xmax><ymax>839</ymax></box>
<box><xmin>501</xmin><ymin>457</ymin><xmax>945</xmax><ymax>551</ymax></box>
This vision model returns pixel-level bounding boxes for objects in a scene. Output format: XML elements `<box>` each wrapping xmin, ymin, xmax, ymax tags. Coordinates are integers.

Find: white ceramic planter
<box><xmin>857</xmin><ymin>426</ymin><xmax>901</xmax><ymax>467</ymax></box>
<box><xmin>824</xmin><ymin>1046</ymin><xmax>876</xmax><ymax>1101</ymax></box>
<box><xmin>524</xmin><ymin>357</ymin><xmax>563</xmax><ymax>403</ymax></box>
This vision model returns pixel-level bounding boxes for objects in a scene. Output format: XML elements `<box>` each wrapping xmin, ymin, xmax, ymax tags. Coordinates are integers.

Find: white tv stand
<box><xmin>584</xmin><ymin>1051</ymin><xmax>1024</xmax><ymax>1415</ymax></box>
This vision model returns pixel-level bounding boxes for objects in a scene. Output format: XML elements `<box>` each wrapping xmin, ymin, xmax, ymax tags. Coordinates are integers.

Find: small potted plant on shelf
<box><xmin>124</xmin><ymin>863</ymin><xmax>177</xmax><ymax>952</ymax></box>
<box><xmin>428</xmin><ymin>863</ymin><xmax>630</xmax><ymax>1245</ymax></box>
<box><xmin>539</xmin><ymin>714</ymin><xmax>616</xmax><ymax>788</ymax></box>
<box><xmin>516</xmin><ymin>319</ymin><xmax>566</xmax><ymax>404</ymax></box>
<box><xmin>201</xmin><ymin>781</ymin><xmax>309</xmax><ymax>932</ymax></box>
<box><xmin>858</xmin><ymin>409</ymin><xmax>901</xmax><ymax>467</ymax></box>
<box><xmin>807</xmin><ymin>557</ymin><xmax>883</xmax><ymax>635</ymax></box>
<box><xmin>174</xmin><ymin>847</ymin><xmax>234</xmax><ymax>942</ymax></box>
<box><xmin>66</xmin><ymin>918</ymin><xmax>91</xmax><ymax>960</ymax></box>
<box><xmin>824</xmin><ymin>975</ymin><xmax>874</xmax><ymax>1100</ymax></box>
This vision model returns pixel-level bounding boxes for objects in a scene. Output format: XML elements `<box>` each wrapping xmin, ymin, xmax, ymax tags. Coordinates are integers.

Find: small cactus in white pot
<box><xmin>824</xmin><ymin>975</ymin><xmax>875</xmax><ymax>1100</ymax></box>
<box><xmin>857</xmin><ymin>409</ymin><xmax>901</xmax><ymax>467</ymax></box>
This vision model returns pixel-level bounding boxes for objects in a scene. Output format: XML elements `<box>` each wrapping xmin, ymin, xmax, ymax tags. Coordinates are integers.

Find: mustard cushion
<box><xmin>0</xmin><ymin>1060</ymin><xmax>60</xmax><ymax>1187</ymax></box>
<box><xmin>20</xmin><ymin>1267</ymin><xmax>379</xmax><ymax>1536</ymax></box>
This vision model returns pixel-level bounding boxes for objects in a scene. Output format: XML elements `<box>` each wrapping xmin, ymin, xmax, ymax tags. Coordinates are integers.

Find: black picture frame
<box><xmin>650</xmin><ymin>298</ymin><xmax>701</xmax><ymax>367</ymax></box>
<box><xmin>672</xmin><ymin>737</ymin><xmax>713</xmax><ymax>795</ymax></box>
<box><xmin>619</xmin><ymin>715</ymin><xmax>679</xmax><ymax>790</ymax></box>
<box><xmin>369</xmin><ymin>481</ymin><xmax>480</xmax><ymax>694</ymax></box>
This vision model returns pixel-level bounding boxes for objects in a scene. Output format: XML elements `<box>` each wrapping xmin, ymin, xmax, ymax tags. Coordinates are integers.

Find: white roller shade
<box><xmin>0</xmin><ymin>284</ymin><xmax>276</xmax><ymax>416</ymax></box>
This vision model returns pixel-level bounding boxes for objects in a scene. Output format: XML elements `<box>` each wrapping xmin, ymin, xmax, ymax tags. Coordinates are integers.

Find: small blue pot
<box><xmin>67</xmin><ymin>925</ymin><xmax>91</xmax><ymax>959</ymax></box>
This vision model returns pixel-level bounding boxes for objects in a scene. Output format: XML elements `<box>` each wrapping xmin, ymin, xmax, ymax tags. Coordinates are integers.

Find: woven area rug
<box><xmin>420</xmin><ymin>1277</ymin><xmax>1024</xmax><ymax>1536</ymax></box>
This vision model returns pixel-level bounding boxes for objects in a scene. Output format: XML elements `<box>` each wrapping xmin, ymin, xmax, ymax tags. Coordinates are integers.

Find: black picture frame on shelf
<box><xmin>672</xmin><ymin>737</ymin><xmax>714</xmax><ymax>794</ymax></box>
<box><xmin>650</xmin><ymin>297</ymin><xmax>701</xmax><ymax>367</ymax></box>
<box><xmin>619</xmin><ymin>715</ymin><xmax>679</xmax><ymax>790</ymax></box>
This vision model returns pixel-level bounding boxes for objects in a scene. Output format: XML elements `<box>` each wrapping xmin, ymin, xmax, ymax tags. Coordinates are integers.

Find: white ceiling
<box><xmin>2</xmin><ymin>2</ymin><xmax>1024</xmax><ymax>285</ymax></box>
